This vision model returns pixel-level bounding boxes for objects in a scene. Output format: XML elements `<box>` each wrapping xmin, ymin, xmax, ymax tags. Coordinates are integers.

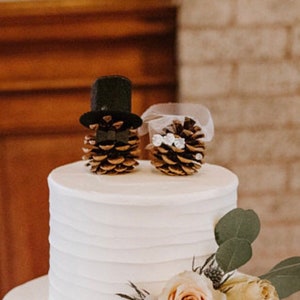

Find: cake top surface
<box><xmin>48</xmin><ymin>160</ymin><xmax>238</xmax><ymax>206</ymax></box>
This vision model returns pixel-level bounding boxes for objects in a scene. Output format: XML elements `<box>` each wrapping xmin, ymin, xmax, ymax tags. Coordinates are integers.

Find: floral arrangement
<box><xmin>117</xmin><ymin>208</ymin><xmax>300</xmax><ymax>300</ymax></box>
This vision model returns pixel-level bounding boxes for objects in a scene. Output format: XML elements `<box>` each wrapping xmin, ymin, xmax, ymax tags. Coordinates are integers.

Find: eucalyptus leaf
<box><xmin>215</xmin><ymin>237</ymin><xmax>252</xmax><ymax>273</ymax></box>
<box><xmin>260</xmin><ymin>256</ymin><xmax>300</xmax><ymax>299</ymax></box>
<box><xmin>215</xmin><ymin>208</ymin><xmax>260</xmax><ymax>246</ymax></box>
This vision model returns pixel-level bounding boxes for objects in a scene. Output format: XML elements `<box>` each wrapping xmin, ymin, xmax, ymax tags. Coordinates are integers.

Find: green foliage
<box><xmin>215</xmin><ymin>238</ymin><xmax>252</xmax><ymax>273</ymax></box>
<box><xmin>213</xmin><ymin>208</ymin><xmax>260</xmax><ymax>273</ymax></box>
<box><xmin>214</xmin><ymin>208</ymin><xmax>260</xmax><ymax>246</ymax></box>
<box><xmin>260</xmin><ymin>256</ymin><xmax>300</xmax><ymax>299</ymax></box>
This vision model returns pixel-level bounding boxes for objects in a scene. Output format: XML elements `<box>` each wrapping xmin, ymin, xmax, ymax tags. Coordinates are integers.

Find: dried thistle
<box><xmin>116</xmin><ymin>282</ymin><xmax>150</xmax><ymax>300</ymax></box>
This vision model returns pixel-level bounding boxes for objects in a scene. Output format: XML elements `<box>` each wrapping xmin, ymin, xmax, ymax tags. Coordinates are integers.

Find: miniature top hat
<box><xmin>79</xmin><ymin>75</ymin><xmax>142</xmax><ymax>129</ymax></box>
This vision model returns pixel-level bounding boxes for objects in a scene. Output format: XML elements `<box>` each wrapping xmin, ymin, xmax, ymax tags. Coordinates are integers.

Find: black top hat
<box><xmin>79</xmin><ymin>75</ymin><xmax>142</xmax><ymax>129</ymax></box>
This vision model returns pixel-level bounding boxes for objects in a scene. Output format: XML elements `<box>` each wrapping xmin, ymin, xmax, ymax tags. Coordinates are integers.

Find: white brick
<box><xmin>240</xmin><ymin>193</ymin><xmax>300</xmax><ymax>224</ymax></box>
<box><xmin>179</xmin><ymin>0</ymin><xmax>233</xmax><ymax>27</ymax></box>
<box><xmin>179</xmin><ymin>64</ymin><xmax>232</xmax><ymax>98</ymax></box>
<box><xmin>179</xmin><ymin>28</ymin><xmax>287</xmax><ymax>63</ymax></box>
<box><xmin>233</xmin><ymin>163</ymin><xmax>287</xmax><ymax>194</ymax></box>
<box><xmin>241</xmin><ymin>224</ymin><xmax>300</xmax><ymax>277</ymax></box>
<box><xmin>229</xmin><ymin>97</ymin><xmax>300</xmax><ymax>128</ymax></box>
<box><xmin>237</xmin><ymin>0</ymin><xmax>300</xmax><ymax>25</ymax></box>
<box><xmin>235</xmin><ymin>129</ymin><xmax>300</xmax><ymax>163</ymax></box>
<box><xmin>291</xmin><ymin>25</ymin><xmax>300</xmax><ymax>57</ymax></box>
<box><xmin>206</xmin><ymin>132</ymin><xmax>237</xmax><ymax>165</ymax></box>
<box><xmin>289</xmin><ymin>160</ymin><xmax>300</xmax><ymax>191</ymax></box>
<box><xmin>187</xmin><ymin>96</ymin><xmax>300</xmax><ymax>130</ymax></box>
<box><xmin>237</xmin><ymin>62</ymin><xmax>300</xmax><ymax>96</ymax></box>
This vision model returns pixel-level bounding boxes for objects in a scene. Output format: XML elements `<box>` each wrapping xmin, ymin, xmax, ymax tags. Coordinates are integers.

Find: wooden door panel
<box><xmin>0</xmin><ymin>1</ymin><xmax>177</xmax><ymax>297</ymax></box>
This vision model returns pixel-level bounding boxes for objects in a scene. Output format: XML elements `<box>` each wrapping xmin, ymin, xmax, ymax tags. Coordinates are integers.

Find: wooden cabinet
<box><xmin>0</xmin><ymin>1</ymin><xmax>177</xmax><ymax>297</ymax></box>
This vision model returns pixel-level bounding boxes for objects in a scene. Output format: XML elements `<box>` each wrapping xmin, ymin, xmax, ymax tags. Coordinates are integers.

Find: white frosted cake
<box><xmin>48</xmin><ymin>160</ymin><xmax>238</xmax><ymax>300</ymax></box>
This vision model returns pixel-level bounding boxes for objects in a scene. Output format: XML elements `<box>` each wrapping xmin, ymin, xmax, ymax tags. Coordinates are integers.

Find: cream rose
<box><xmin>219</xmin><ymin>273</ymin><xmax>279</xmax><ymax>300</ymax></box>
<box><xmin>145</xmin><ymin>296</ymin><xmax>158</xmax><ymax>300</ymax></box>
<box><xmin>158</xmin><ymin>271</ymin><xmax>213</xmax><ymax>300</ymax></box>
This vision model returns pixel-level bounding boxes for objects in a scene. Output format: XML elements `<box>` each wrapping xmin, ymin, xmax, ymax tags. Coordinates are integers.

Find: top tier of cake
<box><xmin>48</xmin><ymin>160</ymin><xmax>238</xmax><ymax>300</ymax></box>
<box><xmin>49</xmin><ymin>160</ymin><xmax>238</xmax><ymax>205</ymax></box>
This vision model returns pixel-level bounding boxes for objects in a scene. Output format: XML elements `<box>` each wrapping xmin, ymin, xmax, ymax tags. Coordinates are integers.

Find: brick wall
<box><xmin>177</xmin><ymin>1</ymin><xmax>299</xmax><ymax>298</ymax></box>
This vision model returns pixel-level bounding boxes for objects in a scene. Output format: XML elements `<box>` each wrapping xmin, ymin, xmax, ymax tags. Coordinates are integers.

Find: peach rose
<box><xmin>158</xmin><ymin>271</ymin><xmax>213</xmax><ymax>300</ymax></box>
<box><xmin>219</xmin><ymin>273</ymin><xmax>279</xmax><ymax>300</ymax></box>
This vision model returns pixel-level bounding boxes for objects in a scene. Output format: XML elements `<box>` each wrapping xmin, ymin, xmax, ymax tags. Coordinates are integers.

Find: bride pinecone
<box><xmin>151</xmin><ymin>117</ymin><xmax>206</xmax><ymax>176</ymax></box>
<box><xmin>82</xmin><ymin>115</ymin><xmax>140</xmax><ymax>175</ymax></box>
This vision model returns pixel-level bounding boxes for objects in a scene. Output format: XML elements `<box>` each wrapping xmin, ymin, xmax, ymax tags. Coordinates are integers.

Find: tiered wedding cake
<box><xmin>5</xmin><ymin>76</ymin><xmax>298</xmax><ymax>300</ymax></box>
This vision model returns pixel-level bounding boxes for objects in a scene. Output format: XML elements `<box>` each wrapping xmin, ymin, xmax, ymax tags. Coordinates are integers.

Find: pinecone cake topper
<box><xmin>79</xmin><ymin>75</ymin><xmax>142</xmax><ymax>175</ymax></box>
<box><xmin>139</xmin><ymin>103</ymin><xmax>214</xmax><ymax>176</ymax></box>
<box><xmin>150</xmin><ymin>117</ymin><xmax>206</xmax><ymax>176</ymax></box>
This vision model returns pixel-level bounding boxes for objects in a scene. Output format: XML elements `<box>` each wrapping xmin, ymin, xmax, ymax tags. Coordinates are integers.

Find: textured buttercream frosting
<box><xmin>48</xmin><ymin>160</ymin><xmax>238</xmax><ymax>300</ymax></box>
